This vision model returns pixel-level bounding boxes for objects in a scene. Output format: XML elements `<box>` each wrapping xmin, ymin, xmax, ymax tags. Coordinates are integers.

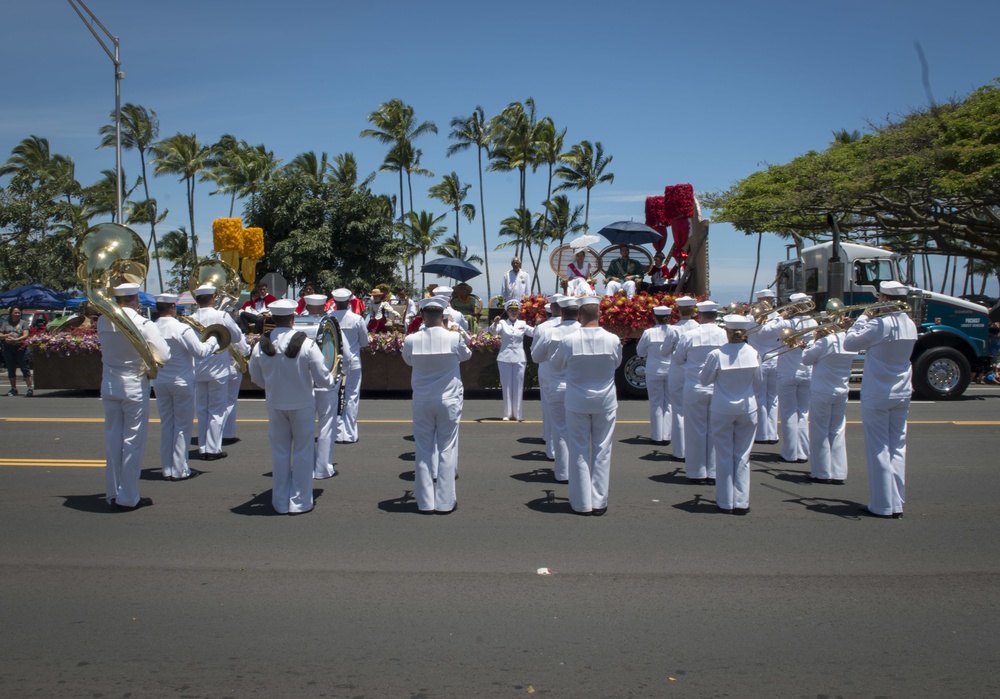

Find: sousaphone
<box><xmin>187</xmin><ymin>259</ymin><xmax>249</xmax><ymax>373</ymax></box>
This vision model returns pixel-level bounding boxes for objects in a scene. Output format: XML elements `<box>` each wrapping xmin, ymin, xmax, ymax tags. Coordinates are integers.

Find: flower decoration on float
<box><xmin>241</xmin><ymin>226</ymin><xmax>264</xmax><ymax>290</ymax></box>
<box><xmin>212</xmin><ymin>217</ymin><xmax>244</xmax><ymax>273</ymax></box>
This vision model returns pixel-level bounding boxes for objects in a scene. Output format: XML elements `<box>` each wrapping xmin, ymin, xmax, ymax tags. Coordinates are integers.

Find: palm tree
<box><xmin>489</xmin><ymin>99</ymin><xmax>545</xmax><ymax>256</ymax></box>
<box><xmin>82</xmin><ymin>168</ymin><xmax>140</xmax><ymax>222</ymax></box>
<box><xmin>402</xmin><ymin>210</ymin><xmax>447</xmax><ymax>289</ymax></box>
<box><xmin>330</xmin><ymin>152</ymin><xmax>376</xmax><ymax>191</ymax></box>
<box><xmin>205</xmin><ymin>137</ymin><xmax>282</xmax><ymax>215</ymax></box>
<box><xmin>150</xmin><ymin>133</ymin><xmax>209</xmax><ymax>258</ymax></box>
<box><xmin>496</xmin><ymin>206</ymin><xmax>546</xmax><ymax>284</ymax></box>
<box><xmin>447</xmin><ymin>106</ymin><xmax>493</xmax><ymax>297</ymax></box>
<box><xmin>0</xmin><ymin>135</ymin><xmax>55</xmax><ymax>184</ymax></box>
<box><xmin>831</xmin><ymin>128</ymin><xmax>862</xmax><ymax>144</ymax></box>
<box><xmin>284</xmin><ymin>150</ymin><xmax>329</xmax><ymax>183</ymax></box>
<box><xmin>99</xmin><ymin>103</ymin><xmax>163</xmax><ymax>281</ymax></box>
<box><xmin>428</xmin><ymin>172</ymin><xmax>475</xmax><ymax>251</ymax></box>
<box><xmin>434</xmin><ymin>233</ymin><xmax>484</xmax><ymax>265</ymax></box>
<box><xmin>154</xmin><ymin>226</ymin><xmax>195</xmax><ymax>292</ymax></box>
<box><xmin>554</xmin><ymin>140</ymin><xmax>615</xmax><ymax>233</ymax></box>
<box><xmin>543</xmin><ymin>194</ymin><xmax>584</xmax><ymax>248</ymax></box>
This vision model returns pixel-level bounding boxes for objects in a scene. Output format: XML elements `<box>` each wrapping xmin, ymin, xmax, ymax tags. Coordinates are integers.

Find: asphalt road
<box><xmin>1</xmin><ymin>385</ymin><xmax>999</xmax><ymax>698</ymax></box>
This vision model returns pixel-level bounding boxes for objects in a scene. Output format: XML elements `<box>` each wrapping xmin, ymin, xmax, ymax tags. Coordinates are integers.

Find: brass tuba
<box><xmin>177</xmin><ymin>315</ymin><xmax>233</xmax><ymax>356</ymax></box>
<box><xmin>187</xmin><ymin>259</ymin><xmax>249</xmax><ymax>373</ymax></box>
<box><xmin>75</xmin><ymin>222</ymin><xmax>165</xmax><ymax>378</ymax></box>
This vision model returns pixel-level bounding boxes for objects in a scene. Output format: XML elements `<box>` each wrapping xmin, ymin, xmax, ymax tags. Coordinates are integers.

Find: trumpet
<box><xmin>859</xmin><ymin>300</ymin><xmax>910</xmax><ymax>318</ymax></box>
<box><xmin>746</xmin><ymin>298</ymin><xmax>813</xmax><ymax>335</ymax></box>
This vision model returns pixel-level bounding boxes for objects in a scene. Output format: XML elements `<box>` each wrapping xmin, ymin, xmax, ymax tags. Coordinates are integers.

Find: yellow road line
<box><xmin>0</xmin><ymin>459</ymin><xmax>103</xmax><ymax>468</ymax></box>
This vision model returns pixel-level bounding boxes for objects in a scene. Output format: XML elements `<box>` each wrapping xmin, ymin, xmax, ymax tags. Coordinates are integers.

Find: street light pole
<box><xmin>67</xmin><ymin>0</ymin><xmax>123</xmax><ymax>225</ymax></box>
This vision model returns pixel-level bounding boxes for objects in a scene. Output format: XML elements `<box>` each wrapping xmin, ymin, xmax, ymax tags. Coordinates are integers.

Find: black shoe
<box><xmin>25</xmin><ymin>389</ymin><xmax>33</xmax><ymax>397</ymax></box>
<box><xmin>417</xmin><ymin>509</ymin><xmax>436</xmax><ymax>515</ymax></box>
<box><xmin>857</xmin><ymin>505</ymin><xmax>893</xmax><ymax>519</ymax></box>
<box><xmin>892</xmin><ymin>512</ymin><xmax>903</xmax><ymax>519</ymax></box>
<box><xmin>796</xmin><ymin>458</ymin><xmax>809</xmax><ymax>463</ymax></box>
<box><xmin>554</xmin><ymin>479</ymin><xmax>569</xmax><ymax>485</ymax></box>
<box><xmin>435</xmin><ymin>503</ymin><xmax>457</xmax><ymax>515</ymax></box>
<box><xmin>716</xmin><ymin>506</ymin><xmax>733</xmax><ymax>514</ymax></box>
<box><xmin>831</xmin><ymin>479</ymin><xmax>846</xmax><ymax>485</ymax></box>
<box><xmin>733</xmin><ymin>507</ymin><xmax>750</xmax><ymax>516</ymax></box>
<box><xmin>573</xmin><ymin>509</ymin><xmax>592</xmax><ymax>516</ymax></box>
<box><xmin>808</xmin><ymin>476</ymin><xmax>833</xmax><ymax>484</ymax></box>
<box><xmin>6</xmin><ymin>388</ymin><xmax>17</xmax><ymax>396</ymax></box>
<box><xmin>686</xmin><ymin>477</ymin><xmax>707</xmax><ymax>485</ymax></box>
<box><xmin>753</xmin><ymin>440</ymin><xmax>769</xmax><ymax>444</ymax></box>
<box><xmin>202</xmin><ymin>451</ymin><xmax>228</xmax><ymax>461</ymax></box>
<box><xmin>113</xmin><ymin>497</ymin><xmax>153</xmax><ymax>511</ymax></box>
<box><xmin>705</xmin><ymin>478</ymin><xmax>716</xmax><ymax>486</ymax></box>
<box><xmin>591</xmin><ymin>507</ymin><xmax>607</xmax><ymax>517</ymax></box>
<box><xmin>221</xmin><ymin>437</ymin><xmax>241</xmax><ymax>446</ymax></box>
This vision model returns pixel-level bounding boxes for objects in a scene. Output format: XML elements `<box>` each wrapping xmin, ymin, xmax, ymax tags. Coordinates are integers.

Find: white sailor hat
<box><xmin>652</xmin><ymin>305</ymin><xmax>672</xmax><ymax>316</ymax></box>
<box><xmin>268</xmin><ymin>299</ymin><xmax>297</xmax><ymax>316</ymax></box>
<box><xmin>155</xmin><ymin>293</ymin><xmax>178</xmax><ymax>304</ymax></box>
<box><xmin>112</xmin><ymin>282</ymin><xmax>141</xmax><ymax>296</ymax></box>
<box><xmin>557</xmin><ymin>296</ymin><xmax>581</xmax><ymax>309</ymax></box>
<box><xmin>547</xmin><ymin>294</ymin><xmax>563</xmax><ymax>304</ymax></box>
<box><xmin>723</xmin><ymin>314</ymin><xmax>754</xmax><ymax>330</ymax></box>
<box><xmin>755</xmin><ymin>288</ymin><xmax>776</xmax><ymax>299</ymax></box>
<box><xmin>579</xmin><ymin>295</ymin><xmax>601</xmax><ymax>307</ymax></box>
<box><xmin>675</xmin><ymin>296</ymin><xmax>697</xmax><ymax>307</ymax></box>
<box><xmin>880</xmin><ymin>281</ymin><xmax>909</xmax><ymax>297</ymax></box>
<box><xmin>304</xmin><ymin>294</ymin><xmax>327</xmax><ymax>306</ymax></box>
<box><xmin>505</xmin><ymin>299</ymin><xmax>521</xmax><ymax>309</ymax></box>
<box><xmin>193</xmin><ymin>284</ymin><xmax>216</xmax><ymax>296</ymax></box>
<box><xmin>419</xmin><ymin>297</ymin><xmax>447</xmax><ymax>310</ymax></box>
<box><xmin>432</xmin><ymin>286</ymin><xmax>454</xmax><ymax>297</ymax></box>
<box><xmin>332</xmin><ymin>288</ymin><xmax>352</xmax><ymax>302</ymax></box>
<box><xmin>789</xmin><ymin>292</ymin><xmax>811</xmax><ymax>303</ymax></box>
<box><xmin>696</xmin><ymin>300</ymin><xmax>719</xmax><ymax>312</ymax></box>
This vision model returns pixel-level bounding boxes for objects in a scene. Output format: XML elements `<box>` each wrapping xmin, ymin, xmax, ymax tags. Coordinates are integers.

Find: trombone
<box><xmin>746</xmin><ymin>298</ymin><xmax>814</xmax><ymax>335</ymax></box>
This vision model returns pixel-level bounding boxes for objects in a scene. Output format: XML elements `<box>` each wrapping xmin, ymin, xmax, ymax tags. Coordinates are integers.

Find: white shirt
<box><xmin>500</xmin><ymin>269</ymin><xmax>531</xmax><ymax>302</ymax></box>
<box><xmin>248</xmin><ymin>326</ymin><xmax>336</xmax><ymax>410</ymax></box>
<box><xmin>843</xmin><ymin>311</ymin><xmax>917</xmax><ymax>399</ymax></box>
<box><xmin>674</xmin><ymin>323</ymin><xmax>728</xmax><ymax>390</ymax></box>
<box><xmin>402</xmin><ymin>325</ymin><xmax>472</xmax><ymax>401</ymax></box>
<box><xmin>489</xmin><ymin>317</ymin><xmax>534</xmax><ymax>363</ymax></box>
<box><xmin>550</xmin><ymin>326</ymin><xmax>622</xmax><ymax>413</ymax></box>
<box><xmin>330</xmin><ymin>309</ymin><xmax>369</xmax><ymax>370</ymax></box>
<box><xmin>757</xmin><ymin>314</ymin><xmax>818</xmax><ymax>379</ymax></box>
<box><xmin>154</xmin><ymin>316</ymin><xmax>218</xmax><ymax>385</ymax></box>
<box><xmin>98</xmin><ymin>307</ymin><xmax>171</xmax><ymax>398</ymax></box>
<box><xmin>636</xmin><ymin>324</ymin><xmax>671</xmax><ymax>376</ymax></box>
<box><xmin>700</xmin><ymin>343</ymin><xmax>761</xmax><ymax>414</ymax></box>
<box><xmin>530</xmin><ymin>319</ymin><xmax>580</xmax><ymax>392</ymax></box>
<box><xmin>801</xmin><ymin>331</ymin><xmax>856</xmax><ymax>396</ymax></box>
<box><xmin>190</xmin><ymin>306</ymin><xmax>245</xmax><ymax>381</ymax></box>
<box><xmin>747</xmin><ymin>311</ymin><xmax>782</xmax><ymax>366</ymax></box>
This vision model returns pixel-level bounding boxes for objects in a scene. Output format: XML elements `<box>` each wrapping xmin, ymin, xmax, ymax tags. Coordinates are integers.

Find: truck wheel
<box><xmin>912</xmin><ymin>347</ymin><xmax>970</xmax><ymax>400</ymax></box>
<box><xmin>616</xmin><ymin>344</ymin><xmax>647</xmax><ymax>399</ymax></box>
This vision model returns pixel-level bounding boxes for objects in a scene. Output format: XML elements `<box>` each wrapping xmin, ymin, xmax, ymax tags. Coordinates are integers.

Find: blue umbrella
<box><xmin>420</xmin><ymin>257</ymin><xmax>482</xmax><ymax>282</ymax></box>
<box><xmin>596</xmin><ymin>221</ymin><xmax>663</xmax><ymax>246</ymax></box>
<box><xmin>0</xmin><ymin>283</ymin><xmax>70</xmax><ymax>309</ymax></box>
<box><xmin>65</xmin><ymin>291</ymin><xmax>157</xmax><ymax>309</ymax></box>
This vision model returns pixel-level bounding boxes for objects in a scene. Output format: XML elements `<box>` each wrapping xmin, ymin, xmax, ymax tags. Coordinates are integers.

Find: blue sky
<box><xmin>3</xmin><ymin>0</ymin><xmax>999</xmax><ymax>301</ymax></box>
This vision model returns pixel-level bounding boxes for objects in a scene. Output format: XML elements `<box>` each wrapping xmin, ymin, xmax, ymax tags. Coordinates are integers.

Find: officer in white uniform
<box><xmin>153</xmin><ymin>293</ymin><xmax>218</xmax><ymax>481</ymax></box>
<box><xmin>190</xmin><ymin>284</ymin><xmax>245</xmax><ymax>461</ymax></box>
<box><xmin>665</xmin><ymin>296</ymin><xmax>699</xmax><ymax>460</ymax></box>
<box><xmin>401</xmin><ymin>297</ymin><xmax>472</xmax><ymax>513</ymax></box>
<box><xmin>757</xmin><ymin>292</ymin><xmax>817</xmax><ymax>463</ymax></box>
<box><xmin>843</xmin><ymin>281</ymin><xmax>917</xmax><ymax>518</ymax></box>
<box><xmin>98</xmin><ymin>282</ymin><xmax>171</xmax><ymax>510</ymax></box>
<box><xmin>636</xmin><ymin>305</ymin><xmax>673</xmax><ymax>445</ymax></box>
<box><xmin>550</xmin><ymin>296</ymin><xmax>621</xmax><ymax>515</ymax></box>
<box><xmin>329</xmin><ymin>288</ymin><xmax>369</xmax><ymax>444</ymax></box>
<box><xmin>249</xmin><ymin>299</ymin><xmax>338</xmax><ymax>514</ymax></box>
<box><xmin>431</xmin><ymin>286</ymin><xmax>470</xmax><ymax>333</ymax></box>
<box><xmin>500</xmin><ymin>257</ymin><xmax>531</xmax><ymax>305</ymax></box>
<box><xmin>489</xmin><ymin>299</ymin><xmax>534</xmax><ymax>421</ymax></box>
<box><xmin>747</xmin><ymin>288</ymin><xmax>781</xmax><ymax>444</ymax></box>
<box><xmin>700</xmin><ymin>315</ymin><xmax>761</xmax><ymax>514</ymax></box>
<box><xmin>673</xmin><ymin>300</ymin><xmax>727</xmax><ymax>484</ymax></box>
<box><xmin>801</xmin><ymin>320</ymin><xmax>856</xmax><ymax>484</ymax></box>
<box><xmin>532</xmin><ymin>295</ymin><xmax>563</xmax><ymax>460</ymax></box>
<box><xmin>530</xmin><ymin>296</ymin><xmax>580</xmax><ymax>483</ymax></box>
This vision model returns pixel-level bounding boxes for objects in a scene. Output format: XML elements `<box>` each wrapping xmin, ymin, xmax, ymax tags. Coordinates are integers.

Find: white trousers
<box><xmin>712</xmin><ymin>410</ymin><xmax>757</xmax><ymax>510</ymax></box>
<box><xmin>860</xmin><ymin>397</ymin><xmax>909</xmax><ymax>515</ymax></box>
<box><xmin>223</xmin><ymin>370</ymin><xmax>241</xmax><ymax>439</ymax></box>
<box><xmin>498</xmin><ymin>360</ymin><xmax>526</xmax><ymax>420</ymax></box>
<box><xmin>755</xmin><ymin>363</ymin><xmax>779</xmax><ymax>441</ymax></box>
<box><xmin>154</xmin><ymin>381</ymin><xmax>194</xmax><ymax>479</ymax></box>
<box><xmin>809</xmin><ymin>392</ymin><xmax>848</xmax><ymax>481</ymax></box>
<box><xmin>539</xmin><ymin>373</ymin><xmax>554</xmax><ymax>459</ymax></box>
<box><xmin>103</xmin><ymin>391</ymin><xmax>149</xmax><ymax>507</ymax></box>
<box><xmin>777</xmin><ymin>377</ymin><xmax>810</xmax><ymax>461</ymax></box>
<box><xmin>314</xmin><ymin>388</ymin><xmax>338</xmax><ymax>479</ymax></box>
<box><xmin>267</xmin><ymin>405</ymin><xmax>316</xmax><ymax>513</ymax></box>
<box><xmin>195</xmin><ymin>378</ymin><xmax>228</xmax><ymax>455</ymax></box>
<box><xmin>566</xmin><ymin>409</ymin><xmax>615</xmax><ymax>512</ymax></box>
<box><xmin>683</xmin><ymin>387</ymin><xmax>715</xmax><ymax>480</ymax></box>
<box><xmin>412</xmin><ymin>398</ymin><xmax>462</xmax><ymax>512</ymax></box>
<box><xmin>336</xmin><ymin>367</ymin><xmax>362</xmax><ymax>443</ymax></box>
<box><xmin>669</xmin><ymin>372</ymin><xmax>686</xmax><ymax>459</ymax></box>
<box><xmin>646</xmin><ymin>375</ymin><xmax>671</xmax><ymax>442</ymax></box>
<box><xmin>546</xmin><ymin>389</ymin><xmax>569</xmax><ymax>482</ymax></box>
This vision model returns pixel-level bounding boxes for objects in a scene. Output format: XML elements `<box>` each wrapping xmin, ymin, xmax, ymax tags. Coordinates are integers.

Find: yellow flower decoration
<box><xmin>243</xmin><ymin>227</ymin><xmax>264</xmax><ymax>259</ymax></box>
<box><xmin>212</xmin><ymin>218</ymin><xmax>243</xmax><ymax>252</ymax></box>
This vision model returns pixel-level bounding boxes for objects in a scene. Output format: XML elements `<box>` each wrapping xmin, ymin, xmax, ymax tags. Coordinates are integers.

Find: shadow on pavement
<box><xmin>230</xmin><ymin>489</ymin><xmax>325</xmax><ymax>516</ymax></box>
<box><xmin>512</xmin><ymin>450</ymin><xmax>551</xmax><ymax>462</ymax></box>
<box><xmin>140</xmin><ymin>467</ymin><xmax>205</xmax><ymax>481</ymax></box>
<box><xmin>648</xmin><ymin>467</ymin><xmax>688</xmax><ymax>485</ymax></box>
<box><xmin>671</xmin><ymin>493</ymin><xmax>722</xmax><ymax>515</ymax></box>
<box><xmin>619</xmin><ymin>436</ymin><xmax>655</xmax><ymax>446</ymax></box>
<box><xmin>398</xmin><ymin>470</ymin><xmax>415</xmax><ymax>481</ymax></box>
<box><xmin>525</xmin><ymin>490</ymin><xmax>578</xmax><ymax>515</ymax></box>
<box><xmin>517</xmin><ymin>436</ymin><xmax>545</xmax><ymax>445</ymax></box>
<box><xmin>377</xmin><ymin>490</ymin><xmax>422</xmax><ymax>514</ymax></box>
<box><xmin>783</xmin><ymin>496</ymin><xmax>863</xmax><ymax>519</ymax></box>
<box><xmin>510</xmin><ymin>468</ymin><xmax>557</xmax><ymax>483</ymax></box>
<box><xmin>398</xmin><ymin>451</ymin><xmax>415</xmax><ymax>462</ymax></box>
<box><xmin>58</xmin><ymin>493</ymin><xmax>114</xmax><ymax>514</ymax></box>
<box><xmin>640</xmin><ymin>450</ymin><xmax>678</xmax><ymax>463</ymax></box>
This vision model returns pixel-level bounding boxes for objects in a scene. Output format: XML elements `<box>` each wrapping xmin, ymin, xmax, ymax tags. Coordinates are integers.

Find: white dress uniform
<box><xmin>531</xmin><ymin>309</ymin><xmax>562</xmax><ymax>459</ymax></box>
<box><xmin>500</xmin><ymin>268</ymin><xmax>531</xmax><ymax>304</ymax></box>
<box><xmin>843</xmin><ymin>301</ymin><xmax>917</xmax><ymax>516</ymax></box>
<box><xmin>329</xmin><ymin>308</ymin><xmax>369</xmax><ymax>443</ymax></box>
<box><xmin>313</xmin><ymin>322</ymin><xmax>354</xmax><ymax>480</ymax></box>
<box><xmin>98</xmin><ymin>305</ymin><xmax>170</xmax><ymax>507</ymax></box>
<box><xmin>402</xmin><ymin>322</ymin><xmax>472</xmax><ymax>513</ymax></box>
<box><xmin>153</xmin><ymin>316</ymin><xmax>218</xmax><ymax>480</ymax></box>
<box><xmin>801</xmin><ymin>331</ymin><xmax>856</xmax><ymax>482</ymax></box>
<box><xmin>664</xmin><ymin>317</ymin><xmax>699</xmax><ymax>459</ymax></box>
<box><xmin>248</xmin><ymin>322</ymin><xmax>337</xmax><ymax>514</ymax></box>
<box><xmin>489</xmin><ymin>314</ymin><xmax>534</xmax><ymax>420</ymax></box>
<box><xmin>530</xmin><ymin>313</ymin><xmax>580</xmax><ymax>482</ymax></box>
<box><xmin>747</xmin><ymin>310</ymin><xmax>782</xmax><ymax>442</ymax></box>
<box><xmin>190</xmin><ymin>306</ymin><xmax>245</xmax><ymax>457</ymax></box>
<box><xmin>674</xmin><ymin>322</ymin><xmax>727</xmax><ymax>480</ymax></box>
<box><xmin>636</xmin><ymin>318</ymin><xmax>672</xmax><ymax>443</ymax></box>
<box><xmin>701</xmin><ymin>339</ymin><xmax>761</xmax><ymax>511</ymax></box>
<box><xmin>758</xmin><ymin>313</ymin><xmax>818</xmax><ymax>461</ymax></box>
<box><xmin>550</xmin><ymin>324</ymin><xmax>622</xmax><ymax>513</ymax></box>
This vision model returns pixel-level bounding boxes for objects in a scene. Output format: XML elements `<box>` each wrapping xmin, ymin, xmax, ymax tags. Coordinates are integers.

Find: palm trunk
<box><xmin>584</xmin><ymin>189</ymin><xmax>591</xmax><ymax>233</ymax></box>
<box><xmin>750</xmin><ymin>232</ymin><xmax>763</xmax><ymax>302</ymax></box>
<box><xmin>188</xmin><ymin>176</ymin><xmax>198</xmax><ymax>259</ymax></box>
<box><xmin>139</xmin><ymin>150</ymin><xmax>164</xmax><ymax>291</ymax></box>
<box><xmin>477</xmin><ymin>146</ymin><xmax>491</xmax><ymax>299</ymax></box>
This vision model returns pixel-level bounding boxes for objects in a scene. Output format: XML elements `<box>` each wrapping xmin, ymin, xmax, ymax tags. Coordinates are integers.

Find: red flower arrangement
<box><xmin>645</xmin><ymin>196</ymin><xmax>667</xmax><ymax>228</ymax></box>
<box><xmin>517</xmin><ymin>294</ymin><xmax>552</xmax><ymax>327</ymax></box>
<box><xmin>663</xmin><ymin>184</ymin><xmax>695</xmax><ymax>220</ymax></box>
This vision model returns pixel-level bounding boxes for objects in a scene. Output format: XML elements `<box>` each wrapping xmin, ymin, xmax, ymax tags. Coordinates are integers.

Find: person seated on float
<box><xmin>367</xmin><ymin>285</ymin><xmax>400</xmax><ymax>333</ymax></box>
<box><xmin>239</xmin><ymin>282</ymin><xmax>277</xmax><ymax>333</ymax></box>
<box><xmin>450</xmin><ymin>282</ymin><xmax>481</xmax><ymax>333</ymax></box>
<box><xmin>294</xmin><ymin>282</ymin><xmax>318</xmax><ymax>314</ymax></box>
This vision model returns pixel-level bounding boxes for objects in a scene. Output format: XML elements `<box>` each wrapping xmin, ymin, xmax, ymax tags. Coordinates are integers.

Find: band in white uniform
<box><xmin>248</xmin><ymin>299</ymin><xmax>338</xmax><ymax>515</ymax></box>
<box><xmin>152</xmin><ymin>293</ymin><xmax>218</xmax><ymax>481</ymax></box>
<box><xmin>98</xmin><ymin>282</ymin><xmax>171</xmax><ymax>510</ymax></box>
<box><xmin>329</xmin><ymin>288</ymin><xmax>369</xmax><ymax>444</ymax></box>
<box><xmin>489</xmin><ymin>299</ymin><xmax>534</xmax><ymax>421</ymax></box>
<box><xmin>746</xmin><ymin>288</ymin><xmax>781</xmax><ymax>444</ymax></box>
<box><xmin>550</xmin><ymin>296</ymin><xmax>621</xmax><ymax>515</ymax></box>
<box><xmin>800</xmin><ymin>321</ymin><xmax>856</xmax><ymax>484</ymax></box>
<box><xmin>664</xmin><ymin>296</ymin><xmax>699</xmax><ymax>459</ymax></box>
<box><xmin>636</xmin><ymin>305</ymin><xmax>673</xmax><ymax>445</ymax></box>
<box><xmin>401</xmin><ymin>297</ymin><xmax>471</xmax><ymax>513</ymax></box>
<box><xmin>531</xmin><ymin>295</ymin><xmax>563</xmax><ymax>460</ymax></box>
<box><xmin>843</xmin><ymin>281</ymin><xmax>917</xmax><ymax>518</ymax></box>
<box><xmin>701</xmin><ymin>315</ymin><xmax>761</xmax><ymax>514</ymax></box>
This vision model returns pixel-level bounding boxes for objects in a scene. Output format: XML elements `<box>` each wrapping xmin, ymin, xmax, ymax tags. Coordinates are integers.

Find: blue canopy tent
<box><xmin>0</xmin><ymin>284</ymin><xmax>70</xmax><ymax>309</ymax></box>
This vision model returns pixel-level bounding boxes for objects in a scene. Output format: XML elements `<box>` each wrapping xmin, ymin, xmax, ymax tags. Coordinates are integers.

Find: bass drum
<box><xmin>315</xmin><ymin>316</ymin><xmax>343</xmax><ymax>377</ymax></box>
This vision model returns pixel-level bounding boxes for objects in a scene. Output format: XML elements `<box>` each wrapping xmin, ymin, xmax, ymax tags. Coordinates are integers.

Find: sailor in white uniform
<box><xmin>665</xmin><ymin>296</ymin><xmax>700</xmax><ymax>460</ymax></box>
<box><xmin>746</xmin><ymin>288</ymin><xmax>781</xmax><ymax>444</ymax></box>
<box><xmin>329</xmin><ymin>288</ymin><xmax>369</xmax><ymax>444</ymax></box>
<box><xmin>302</xmin><ymin>294</ymin><xmax>351</xmax><ymax>480</ymax></box>
<box><xmin>401</xmin><ymin>297</ymin><xmax>472</xmax><ymax>513</ymax></box>
<box><xmin>190</xmin><ymin>284</ymin><xmax>245</xmax><ymax>461</ymax></box>
<box><xmin>248</xmin><ymin>299</ymin><xmax>338</xmax><ymax>514</ymax></box>
<box><xmin>530</xmin><ymin>296</ymin><xmax>580</xmax><ymax>483</ymax></box>
<box><xmin>532</xmin><ymin>295</ymin><xmax>563</xmax><ymax>460</ymax></box>
<box><xmin>489</xmin><ymin>299</ymin><xmax>534</xmax><ymax>421</ymax></box>
<box><xmin>673</xmin><ymin>300</ymin><xmax>727</xmax><ymax>484</ymax></box>
<box><xmin>801</xmin><ymin>319</ymin><xmax>856</xmax><ymax>484</ymax></box>
<box><xmin>757</xmin><ymin>292</ymin><xmax>817</xmax><ymax>463</ymax></box>
<box><xmin>152</xmin><ymin>293</ymin><xmax>218</xmax><ymax>481</ymax></box>
<box><xmin>431</xmin><ymin>286</ymin><xmax>470</xmax><ymax>333</ymax></box>
<box><xmin>843</xmin><ymin>281</ymin><xmax>917</xmax><ymax>518</ymax></box>
<box><xmin>700</xmin><ymin>315</ymin><xmax>761</xmax><ymax>514</ymax></box>
<box><xmin>636</xmin><ymin>305</ymin><xmax>673</xmax><ymax>445</ymax></box>
<box><xmin>98</xmin><ymin>282</ymin><xmax>171</xmax><ymax>510</ymax></box>
<box><xmin>550</xmin><ymin>296</ymin><xmax>621</xmax><ymax>515</ymax></box>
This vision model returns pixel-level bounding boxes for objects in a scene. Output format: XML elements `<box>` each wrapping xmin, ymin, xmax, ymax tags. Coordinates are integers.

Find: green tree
<box><xmin>489</xmin><ymin>99</ymin><xmax>545</xmax><ymax>255</ymax></box>
<box><xmin>284</xmin><ymin>151</ymin><xmax>329</xmax><ymax>184</ymax></box>
<box><xmin>205</xmin><ymin>137</ymin><xmax>282</xmax><ymax>215</ymax></box>
<box><xmin>330</xmin><ymin>152</ymin><xmax>376</xmax><ymax>192</ymax></box>
<box><xmin>554</xmin><ymin>140</ymin><xmax>615</xmax><ymax>233</ymax></box>
<box><xmin>428</xmin><ymin>172</ymin><xmax>475</xmax><ymax>251</ymax></box>
<box><xmin>402</xmin><ymin>210</ymin><xmax>447</xmax><ymax>290</ymax></box>
<box><xmin>447</xmin><ymin>106</ymin><xmax>493</xmax><ymax>296</ymax></box>
<box><xmin>153</xmin><ymin>226</ymin><xmax>195</xmax><ymax>293</ymax></box>
<box><xmin>150</xmin><ymin>133</ymin><xmax>209</xmax><ymax>259</ymax></box>
<box><xmin>434</xmin><ymin>232</ymin><xmax>484</xmax><ymax>265</ymax></box>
